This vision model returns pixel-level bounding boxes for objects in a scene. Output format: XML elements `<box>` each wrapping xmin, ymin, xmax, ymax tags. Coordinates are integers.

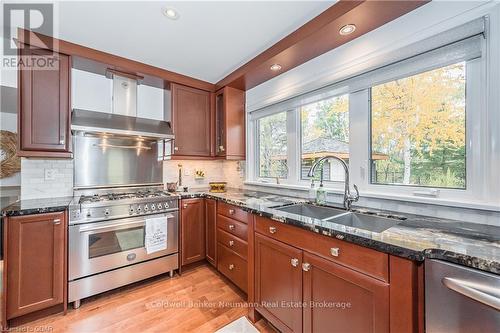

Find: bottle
<box><xmin>316</xmin><ymin>183</ymin><xmax>326</xmax><ymax>204</ymax></box>
<box><xmin>308</xmin><ymin>180</ymin><xmax>316</xmax><ymax>201</ymax></box>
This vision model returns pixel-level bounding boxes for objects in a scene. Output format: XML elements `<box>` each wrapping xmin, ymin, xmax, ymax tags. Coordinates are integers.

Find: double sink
<box><xmin>274</xmin><ymin>203</ymin><xmax>405</xmax><ymax>233</ymax></box>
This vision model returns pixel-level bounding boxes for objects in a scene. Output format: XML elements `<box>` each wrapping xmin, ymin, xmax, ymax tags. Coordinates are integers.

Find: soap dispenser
<box><xmin>316</xmin><ymin>182</ymin><xmax>326</xmax><ymax>204</ymax></box>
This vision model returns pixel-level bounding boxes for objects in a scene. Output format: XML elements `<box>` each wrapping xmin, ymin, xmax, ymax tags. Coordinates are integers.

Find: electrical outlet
<box><xmin>44</xmin><ymin>169</ymin><xmax>56</xmax><ymax>181</ymax></box>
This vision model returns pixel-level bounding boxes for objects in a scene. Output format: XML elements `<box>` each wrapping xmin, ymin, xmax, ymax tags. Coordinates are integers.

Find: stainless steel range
<box><xmin>68</xmin><ymin>186</ymin><xmax>179</xmax><ymax>309</ymax></box>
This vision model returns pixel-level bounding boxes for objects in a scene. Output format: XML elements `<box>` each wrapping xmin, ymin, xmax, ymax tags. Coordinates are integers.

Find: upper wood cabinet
<box><xmin>180</xmin><ymin>198</ymin><xmax>206</xmax><ymax>266</ymax></box>
<box><xmin>215</xmin><ymin>86</ymin><xmax>245</xmax><ymax>159</ymax></box>
<box><xmin>18</xmin><ymin>47</ymin><xmax>71</xmax><ymax>157</ymax></box>
<box><xmin>4</xmin><ymin>211</ymin><xmax>66</xmax><ymax>320</ymax></box>
<box><xmin>171</xmin><ymin>84</ymin><xmax>212</xmax><ymax>157</ymax></box>
<box><xmin>205</xmin><ymin>199</ymin><xmax>217</xmax><ymax>267</ymax></box>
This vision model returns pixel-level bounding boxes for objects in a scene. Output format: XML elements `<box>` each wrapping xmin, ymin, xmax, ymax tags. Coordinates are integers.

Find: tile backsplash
<box><xmin>20</xmin><ymin>158</ymin><xmax>73</xmax><ymax>199</ymax></box>
<box><xmin>163</xmin><ymin>160</ymin><xmax>245</xmax><ymax>190</ymax></box>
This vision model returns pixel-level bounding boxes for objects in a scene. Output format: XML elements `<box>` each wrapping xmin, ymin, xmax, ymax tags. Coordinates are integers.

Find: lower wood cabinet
<box><xmin>205</xmin><ymin>199</ymin><xmax>217</xmax><ymax>266</ymax></box>
<box><xmin>4</xmin><ymin>211</ymin><xmax>67</xmax><ymax>321</ymax></box>
<box><xmin>302</xmin><ymin>252</ymin><xmax>389</xmax><ymax>333</ymax></box>
<box><xmin>181</xmin><ymin>198</ymin><xmax>206</xmax><ymax>266</ymax></box>
<box><xmin>255</xmin><ymin>233</ymin><xmax>303</xmax><ymax>333</ymax></box>
<box><xmin>253</xmin><ymin>217</ymin><xmax>422</xmax><ymax>333</ymax></box>
<box><xmin>255</xmin><ymin>233</ymin><xmax>389</xmax><ymax>333</ymax></box>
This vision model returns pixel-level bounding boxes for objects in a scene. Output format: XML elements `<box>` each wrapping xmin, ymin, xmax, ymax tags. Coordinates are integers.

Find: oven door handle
<box><xmin>79</xmin><ymin>213</ymin><xmax>175</xmax><ymax>233</ymax></box>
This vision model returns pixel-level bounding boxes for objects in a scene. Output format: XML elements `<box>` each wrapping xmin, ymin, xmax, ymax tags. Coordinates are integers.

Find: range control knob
<box><xmin>104</xmin><ymin>209</ymin><xmax>110</xmax><ymax>217</ymax></box>
<box><xmin>86</xmin><ymin>211</ymin><xmax>92</xmax><ymax>218</ymax></box>
<box><xmin>157</xmin><ymin>203</ymin><xmax>163</xmax><ymax>210</ymax></box>
<box><xmin>129</xmin><ymin>207</ymin><xmax>135</xmax><ymax>214</ymax></box>
<box><xmin>164</xmin><ymin>202</ymin><xmax>170</xmax><ymax>209</ymax></box>
<box><xmin>137</xmin><ymin>206</ymin><xmax>142</xmax><ymax>213</ymax></box>
<box><xmin>151</xmin><ymin>204</ymin><xmax>156</xmax><ymax>211</ymax></box>
<box><xmin>144</xmin><ymin>205</ymin><xmax>149</xmax><ymax>212</ymax></box>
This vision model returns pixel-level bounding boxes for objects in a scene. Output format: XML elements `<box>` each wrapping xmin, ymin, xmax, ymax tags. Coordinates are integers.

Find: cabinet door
<box><xmin>171</xmin><ymin>84</ymin><xmax>211</xmax><ymax>157</ymax></box>
<box><xmin>255</xmin><ymin>234</ymin><xmax>303</xmax><ymax>333</ymax></box>
<box><xmin>215</xmin><ymin>89</ymin><xmax>226</xmax><ymax>157</ymax></box>
<box><xmin>19</xmin><ymin>48</ymin><xmax>71</xmax><ymax>155</ymax></box>
<box><xmin>214</xmin><ymin>87</ymin><xmax>245</xmax><ymax>159</ymax></box>
<box><xmin>181</xmin><ymin>199</ymin><xmax>206</xmax><ymax>265</ymax></box>
<box><xmin>6</xmin><ymin>212</ymin><xmax>66</xmax><ymax>319</ymax></box>
<box><xmin>205</xmin><ymin>199</ymin><xmax>217</xmax><ymax>266</ymax></box>
<box><xmin>303</xmin><ymin>252</ymin><xmax>390</xmax><ymax>333</ymax></box>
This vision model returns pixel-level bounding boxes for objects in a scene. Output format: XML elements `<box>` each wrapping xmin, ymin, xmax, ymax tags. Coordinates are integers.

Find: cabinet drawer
<box><xmin>217</xmin><ymin>214</ymin><xmax>248</xmax><ymax>241</ymax></box>
<box><xmin>217</xmin><ymin>243</ymin><xmax>247</xmax><ymax>292</ymax></box>
<box><xmin>217</xmin><ymin>202</ymin><xmax>250</xmax><ymax>224</ymax></box>
<box><xmin>255</xmin><ymin>216</ymin><xmax>389</xmax><ymax>282</ymax></box>
<box><xmin>217</xmin><ymin>228</ymin><xmax>248</xmax><ymax>259</ymax></box>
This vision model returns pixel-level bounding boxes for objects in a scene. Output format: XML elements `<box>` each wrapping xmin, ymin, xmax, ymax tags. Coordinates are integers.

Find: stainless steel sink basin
<box><xmin>326</xmin><ymin>212</ymin><xmax>402</xmax><ymax>233</ymax></box>
<box><xmin>275</xmin><ymin>203</ymin><xmax>403</xmax><ymax>233</ymax></box>
<box><xmin>274</xmin><ymin>203</ymin><xmax>347</xmax><ymax>220</ymax></box>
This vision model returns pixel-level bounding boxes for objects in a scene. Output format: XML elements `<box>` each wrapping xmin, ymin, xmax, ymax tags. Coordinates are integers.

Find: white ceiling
<box><xmin>53</xmin><ymin>1</ymin><xmax>334</xmax><ymax>83</ymax></box>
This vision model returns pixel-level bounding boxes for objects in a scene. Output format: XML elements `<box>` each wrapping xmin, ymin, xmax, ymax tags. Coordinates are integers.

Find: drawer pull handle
<box><xmin>53</xmin><ymin>219</ymin><xmax>61</xmax><ymax>225</ymax></box>
<box><xmin>229</xmin><ymin>264</ymin><xmax>234</xmax><ymax>270</ymax></box>
<box><xmin>228</xmin><ymin>240</ymin><xmax>235</xmax><ymax>247</ymax></box>
<box><xmin>291</xmin><ymin>258</ymin><xmax>299</xmax><ymax>267</ymax></box>
<box><xmin>229</xmin><ymin>209</ymin><xmax>235</xmax><ymax>215</ymax></box>
<box><xmin>269</xmin><ymin>226</ymin><xmax>277</xmax><ymax>234</ymax></box>
<box><xmin>302</xmin><ymin>263</ymin><xmax>311</xmax><ymax>272</ymax></box>
<box><xmin>228</xmin><ymin>224</ymin><xmax>235</xmax><ymax>231</ymax></box>
<box><xmin>330</xmin><ymin>247</ymin><xmax>340</xmax><ymax>257</ymax></box>
<box><xmin>183</xmin><ymin>204</ymin><xmax>188</xmax><ymax>209</ymax></box>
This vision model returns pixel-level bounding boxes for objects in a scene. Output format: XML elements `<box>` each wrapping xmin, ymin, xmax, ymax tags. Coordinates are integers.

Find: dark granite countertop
<box><xmin>3</xmin><ymin>188</ymin><xmax>498</xmax><ymax>274</ymax></box>
<box><xmin>179</xmin><ymin>188</ymin><xmax>500</xmax><ymax>274</ymax></box>
<box><xmin>2</xmin><ymin>196</ymin><xmax>74</xmax><ymax>217</ymax></box>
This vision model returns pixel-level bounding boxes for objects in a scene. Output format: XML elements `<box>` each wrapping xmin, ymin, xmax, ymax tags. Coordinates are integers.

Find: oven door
<box><xmin>69</xmin><ymin>212</ymin><xmax>178</xmax><ymax>280</ymax></box>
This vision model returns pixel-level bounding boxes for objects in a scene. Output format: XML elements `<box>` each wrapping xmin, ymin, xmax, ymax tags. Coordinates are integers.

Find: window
<box><xmin>370</xmin><ymin>62</ymin><xmax>466</xmax><ymax>189</ymax></box>
<box><xmin>301</xmin><ymin>94</ymin><xmax>349</xmax><ymax>182</ymax></box>
<box><xmin>257</xmin><ymin>112</ymin><xmax>288</xmax><ymax>179</ymax></box>
<box><xmin>247</xmin><ymin>16</ymin><xmax>494</xmax><ymax>207</ymax></box>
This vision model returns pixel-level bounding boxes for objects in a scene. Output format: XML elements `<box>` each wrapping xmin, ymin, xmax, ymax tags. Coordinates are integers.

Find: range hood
<box><xmin>71</xmin><ymin>71</ymin><xmax>174</xmax><ymax>140</ymax></box>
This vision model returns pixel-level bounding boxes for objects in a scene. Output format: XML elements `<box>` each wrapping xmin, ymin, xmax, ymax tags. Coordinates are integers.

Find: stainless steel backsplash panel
<box><xmin>73</xmin><ymin>135</ymin><xmax>162</xmax><ymax>188</ymax></box>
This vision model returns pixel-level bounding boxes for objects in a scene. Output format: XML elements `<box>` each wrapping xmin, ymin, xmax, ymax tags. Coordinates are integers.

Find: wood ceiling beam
<box><xmin>215</xmin><ymin>0</ymin><xmax>430</xmax><ymax>91</ymax></box>
<box><xmin>16</xmin><ymin>28</ymin><xmax>216</xmax><ymax>91</ymax></box>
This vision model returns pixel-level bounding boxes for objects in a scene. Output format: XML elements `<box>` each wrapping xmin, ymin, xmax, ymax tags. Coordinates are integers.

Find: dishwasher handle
<box><xmin>442</xmin><ymin>277</ymin><xmax>500</xmax><ymax>311</ymax></box>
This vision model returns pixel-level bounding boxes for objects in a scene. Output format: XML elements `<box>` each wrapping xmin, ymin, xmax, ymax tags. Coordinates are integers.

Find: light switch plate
<box><xmin>44</xmin><ymin>169</ymin><xmax>56</xmax><ymax>181</ymax></box>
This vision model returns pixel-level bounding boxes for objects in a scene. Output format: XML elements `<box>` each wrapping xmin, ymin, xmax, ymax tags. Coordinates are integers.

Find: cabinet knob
<box><xmin>174</xmin><ymin>147</ymin><xmax>179</xmax><ymax>151</ymax></box>
<box><xmin>269</xmin><ymin>226</ymin><xmax>277</xmax><ymax>234</ymax></box>
<box><xmin>53</xmin><ymin>219</ymin><xmax>61</xmax><ymax>225</ymax></box>
<box><xmin>228</xmin><ymin>224</ymin><xmax>235</xmax><ymax>231</ymax></box>
<box><xmin>228</xmin><ymin>209</ymin><xmax>235</xmax><ymax>215</ymax></box>
<box><xmin>330</xmin><ymin>247</ymin><xmax>340</xmax><ymax>257</ymax></box>
<box><xmin>183</xmin><ymin>203</ymin><xmax>188</xmax><ymax>209</ymax></box>
<box><xmin>291</xmin><ymin>258</ymin><xmax>299</xmax><ymax>267</ymax></box>
<box><xmin>302</xmin><ymin>263</ymin><xmax>311</xmax><ymax>272</ymax></box>
<box><xmin>219</xmin><ymin>145</ymin><xmax>225</xmax><ymax>152</ymax></box>
<box><xmin>228</xmin><ymin>264</ymin><xmax>234</xmax><ymax>271</ymax></box>
<box><xmin>228</xmin><ymin>240</ymin><xmax>235</xmax><ymax>247</ymax></box>
<box><xmin>59</xmin><ymin>139</ymin><xmax>65</xmax><ymax>145</ymax></box>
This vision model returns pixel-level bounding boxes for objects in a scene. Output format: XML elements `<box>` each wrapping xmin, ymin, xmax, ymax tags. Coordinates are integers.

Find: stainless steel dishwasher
<box><xmin>426</xmin><ymin>259</ymin><xmax>500</xmax><ymax>333</ymax></box>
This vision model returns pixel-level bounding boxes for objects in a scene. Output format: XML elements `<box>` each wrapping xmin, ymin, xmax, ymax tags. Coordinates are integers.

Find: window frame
<box><xmin>247</xmin><ymin>34</ymin><xmax>494</xmax><ymax>207</ymax></box>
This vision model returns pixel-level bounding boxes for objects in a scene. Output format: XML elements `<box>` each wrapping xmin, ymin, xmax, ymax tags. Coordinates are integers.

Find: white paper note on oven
<box><xmin>145</xmin><ymin>216</ymin><xmax>168</xmax><ymax>254</ymax></box>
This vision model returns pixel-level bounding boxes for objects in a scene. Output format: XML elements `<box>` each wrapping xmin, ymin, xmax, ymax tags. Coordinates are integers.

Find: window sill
<box><xmin>244</xmin><ymin>180</ymin><xmax>500</xmax><ymax>212</ymax></box>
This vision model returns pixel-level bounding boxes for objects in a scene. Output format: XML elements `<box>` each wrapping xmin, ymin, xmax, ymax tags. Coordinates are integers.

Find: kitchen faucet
<box><xmin>307</xmin><ymin>155</ymin><xmax>359</xmax><ymax>210</ymax></box>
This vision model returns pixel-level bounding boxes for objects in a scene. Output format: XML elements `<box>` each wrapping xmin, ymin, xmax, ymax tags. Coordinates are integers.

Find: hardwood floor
<box><xmin>16</xmin><ymin>264</ymin><xmax>275</xmax><ymax>333</ymax></box>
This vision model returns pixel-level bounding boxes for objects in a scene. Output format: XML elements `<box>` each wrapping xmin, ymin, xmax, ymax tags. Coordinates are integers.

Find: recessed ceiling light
<box><xmin>163</xmin><ymin>7</ymin><xmax>179</xmax><ymax>20</ymax></box>
<box><xmin>270</xmin><ymin>64</ymin><xmax>282</xmax><ymax>71</ymax></box>
<box><xmin>339</xmin><ymin>24</ymin><xmax>356</xmax><ymax>35</ymax></box>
